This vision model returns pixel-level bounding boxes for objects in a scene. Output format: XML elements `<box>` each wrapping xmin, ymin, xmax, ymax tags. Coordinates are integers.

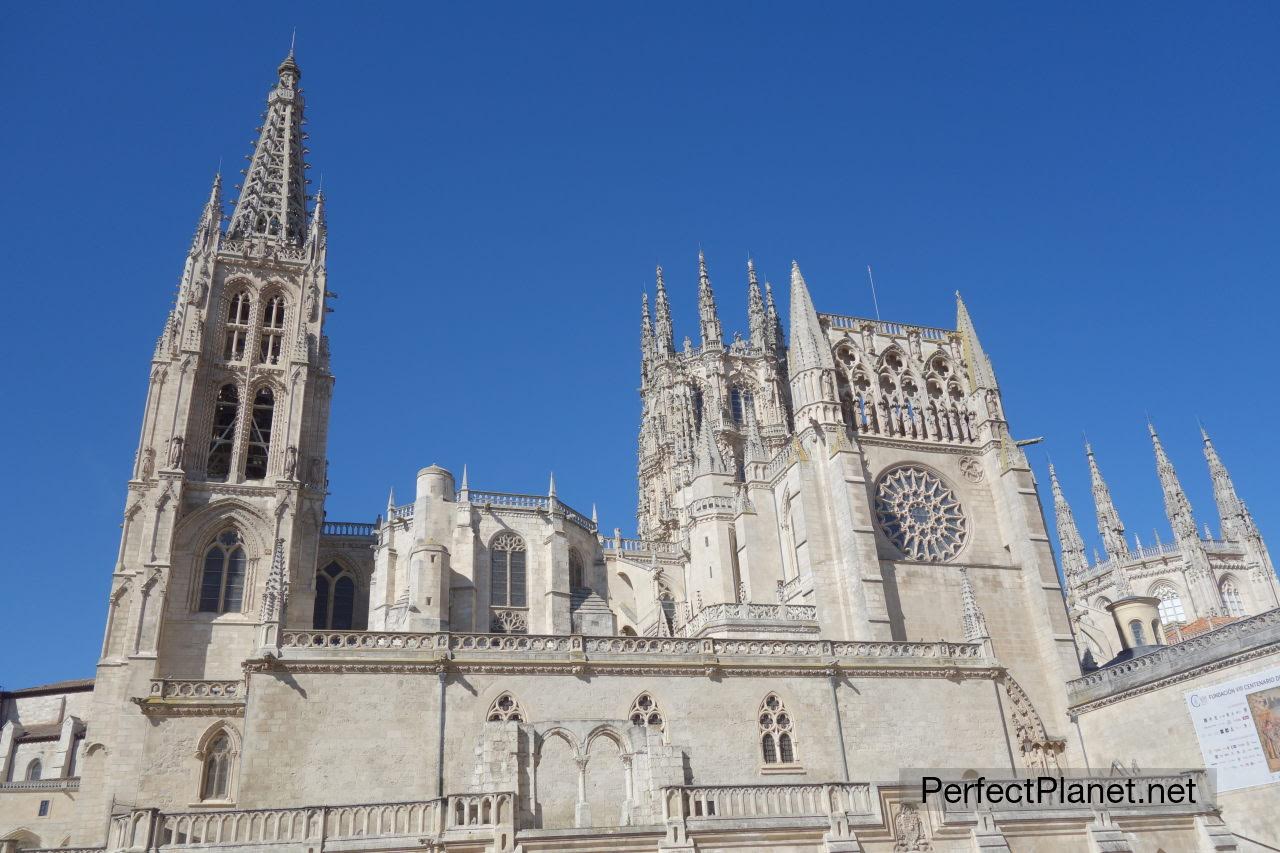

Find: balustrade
<box><xmin>664</xmin><ymin>782</ymin><xmax>874</xmax><ymax>823</ymax></box>
<box><xmin>149</xmin><ymin>680</ymin><xmax>242</xmax><ymax>699</ymax></box>
<box><xmin>321</xmin><ymin>521</ymin><xmax>376</xmax><ymax>537</ymax></box>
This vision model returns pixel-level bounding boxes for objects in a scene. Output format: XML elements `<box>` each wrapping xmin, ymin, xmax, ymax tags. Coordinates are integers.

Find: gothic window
<box><xmin>199</xmin><ymin>530</ymin><xmax>246</xmax><ymax>613</ymax></box>
<box><xmin>1220</xmin><ymin>577</ymin><xmax>1244</xmax><ymax>617</ymax></box>
<box><xmin>628</xmin><ymin>692</ymin><xmax>665</xmax><ymax>733</ymax></box>
<box><xmin>1152</xmin><ymin>585</ymin><xmax>1186</xmax><ymax>625</ymax></box>
<box><xmin>200</xmin><ymin>733</ymin><xmax>232</xmax><ymax>801</ymax></box>
<box><xmin>313</xmin><ymin>562</ymin><xmax>357</xmax><ymax>630</ymax></box>
<box><xmin>206</xmin><ymin>384</ymin><xmax>239</xmax><ymax>481</ymax></box>
<box><xmin>656</xmin><ymin>582</ymin><xmax>676</xmax><ymax>634</ymax></box>
<box><xmin>691</xmin><ymin>388</ymin><xmax>704</xmax><ymax>432</ymax></box>
<box><xmin>489</xmin><ymin>534</ymin><xmax>528</xmax><ymax>633</ymax></box>
<box><xmin>1094</xmin><ymin>596</ymin><xmax>1112</xmax><ymax>610</ymax></box>
<box><xmin>758</xmin><ymin>693</ymin><xmax>796</xmax><ymax>765</ymax></box>
<box><xmin>258</xmin><ymin>295</ymin><xmax>286</xmax><ymax>365</ymax></box>
<box><xmin>243</xmin><ymin>387</ymin><xmax>275</xmax><ymax>480</ymax></box>
<box><xmin>223</xmin><ymin>291</ymin><xmax>252</xmax><ymax>362</ymax></box>
<box><xmin>486</xmin><ymin>692</ymin><xmax>525</xmax><ymax>722</ymax></box>
<box><xmin>569</xmin><ymin>550</ymin><xmax>586</xmax><ymax>591</ymax></box>
<box><xmin>873</xmin><ymin>466</ymin><xmax>968</xmax><ymax>562</ymax></box>
<box><xmin>25</xmin><ymin>759</ymin><xmax>41</xmax><ymax>781</ymax></box>
<box><xmin>1129</xmin><ymin>620</ymin><xmax>1146</xmax><ymax>646</ymax></box>
<box><xmin>730</xmin><ymin>386</ymin><xmax>754</xmax><ymax>426</ymax></box>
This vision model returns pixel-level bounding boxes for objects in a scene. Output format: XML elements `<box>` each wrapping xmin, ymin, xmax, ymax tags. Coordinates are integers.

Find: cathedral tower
<box><xmin>81</xmin><ymin>52</ymin><xmax>334</xmax><ymax>834</ymax></box>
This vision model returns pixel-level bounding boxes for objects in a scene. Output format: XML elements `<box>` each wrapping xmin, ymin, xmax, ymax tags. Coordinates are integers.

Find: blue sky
<box><xmin>2</xmin><ymin>3</ymin><xmax>1278</xmax><ymax>688</ymax></box>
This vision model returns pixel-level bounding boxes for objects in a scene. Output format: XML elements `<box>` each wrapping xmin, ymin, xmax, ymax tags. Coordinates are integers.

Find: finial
<box><xmin>591</xmin><ymin>503</ymin><xmax>598</xmax><ymax>524</ymax></box>
<box><xmin>386</xmin><ymin>487</ymin><xmax>396</xmax><ymax>512</ymax></box>
<box><xmin>548</xmin><ymin>471</ymin><xmax>556</xmax><ymax>498</ymax></box>
<box><xmin>460</xmin><ymin>464</ymin><xmax>468</xmax><ymax>492</ymax></box>
<box><xmin>290</xmin><ymin>27</ymin><xmax>297</xmax><ymax>58</ymax></box>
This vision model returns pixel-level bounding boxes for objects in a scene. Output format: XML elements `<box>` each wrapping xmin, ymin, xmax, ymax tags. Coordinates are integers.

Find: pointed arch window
<box><xmin>759</xmin><ymin>693</ymin><xmax>797</xmax><ymax>765</ymax></box>
<box><xmin>486</xmin><ymin>692</ymin><xmax>525</xmax><ymax>722</ymax></box>
<box><xmin>243</xmin><ymin>387</ymin><xmax>275</xmax><ymax>480</ymax></box>
<box><xmin>206</xmin><ymin>384</ymin><xmax>239</xmax><ymax>481</ymax></box>
<box><xmin>490</xmin><ymin>534</ymin><xmax>527</xmax><ymax>608</ymax></box>
<box><xmin>24</xmin><ymin>759</ymin><xmax>42</xmax><ymax>781</ymax></box>
<box><xmin>628</xmin><ymin>692</ymin><xmax>665</xmax><ymax>733</ymax></box>
<box><xmin>1220</xmin><ymin>578</ymin><xmax>1244</xmax><ymax>617</ymax></box>
<box><xmin>199</xmin><ymin>530</ymin><xmax>246</xmax><ymax>613</ymax></box>
<box><xmin>569</xmin><ymin>550</ymin><xmax>586</xmax><ymax>592</ymax></box>
<box><xmin>730</xmin><ymin>386</ymin><xmax>754</xmax><ymax>426</ymax></box>
<box><xmin>200</xmin><ymin>733</ymin><xmax>232</xmax><ymax>801</ymax></box>
<box><xmin>1152</xmin><ymin>585</ymin><xmax>1186</xmax><ymax>625</ymax></box>
<box><xmin>656</xmin><ymin>582</ymin><xmax>676</xmax><ymax>634</ymax></box>
<box><xmin>313</xmin><ymin>562</ymin><xmax>357</xmax><ymax>630</ymax></box>
<box><xmin>223</xmin><ymin>291</ymin><xmax>252</xmax><ymax>362</ymax></box>
<box><xmin>259</xmin><ymin>295</ymin><xmax>286</xmax><ymax>365</ymax></box>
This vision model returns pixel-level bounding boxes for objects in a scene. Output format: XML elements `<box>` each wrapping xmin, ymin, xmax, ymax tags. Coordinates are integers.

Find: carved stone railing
<box><xmin>778</xmin><ymin>574</ymin><xmax>805</xmax><ymax>603</ymax></box>
<box><xmin>108</xmin><ymin>793</ymin><xmax>515</xmax><ymax>852</ymax></box>
<box><xmin>26</xmin><ymin>848</ymin><xmax>104</xmax><ymax>853</ymax></box>
<box><xmin>678</xmin><ymin>602</ymin><xmax>818</xmax><ymax>637</ymax></box>
<box><xmin>688</xmin><ymin>495</ymin><xmax>735</xmax><ymax>517</ymax></box>
<box><xmin>1068</xmin><ymin>607</ymin><xmax>1280</xmax><ymax>708</ymax></box>
<box><xmin>0</xmin><ymin>777</ymin><xmax>80</xmax><ymax>792</ymax></box>
<box><xmin>461</xmin><ymin>490</ymin><xmax>597</xmax><ymax>533</ymax></box>
<box><xmin>763</xmin><ymin>441</ymin><xmax>797</xmax><ymax>482</ymax></box>
<box><xmin>599</xmin><ymin>535</ymin><xmax>683</xmax><ymax>555</ymax></box>
<box><xmin>819</xmin><ymin>313</ymin><xmax>952</xmax><ymax>340</ymax></box>
<box><xmin>664</xmin><ymin>782</ymin><xmax>875</xmax><ymax>823</ymax></box>
<box><xmin>389</xmin><ymin>503</ymin><xmax>415</xmax><ymax>522</ymax></box>
<box><xmin>149</xmin><ymin>680</ymin><xmax>242</xmax><ymax>700</ymax></box>
<box><xmin>321</xmin><ymin>521</ymin><xmax>376</xmax><ymax>538</ymax></box>
<box><xmin>1082</xmin><ymin>537</ymin><xmax>1242</xmax><ymax>581</ymax></box>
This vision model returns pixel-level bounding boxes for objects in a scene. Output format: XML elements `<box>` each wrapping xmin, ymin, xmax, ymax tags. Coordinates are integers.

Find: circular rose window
<box><xmin>874</xmin><ymin>465</ymin><xmax>968</xmax><ymax>562</ymax></box>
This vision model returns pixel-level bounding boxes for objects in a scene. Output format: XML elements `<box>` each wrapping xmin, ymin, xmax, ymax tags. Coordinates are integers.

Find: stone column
<box><xmin>574</xmin><ymin>756</ymin><xmax>591</xmax><ymax>827</ymax></box>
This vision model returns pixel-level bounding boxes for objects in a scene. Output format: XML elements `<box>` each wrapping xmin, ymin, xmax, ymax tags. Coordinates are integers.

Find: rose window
<box><xmin>874</xmin><ymin>466</ymin><xmax>967</xmax><ymax>562</ymax></box>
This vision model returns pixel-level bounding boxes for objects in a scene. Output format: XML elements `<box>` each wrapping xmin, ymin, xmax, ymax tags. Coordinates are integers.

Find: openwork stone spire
<box><xmin>1201</xmin><ymin>426</ymin><xmax>1255</xmax><ymax>544</ymax></box>
<box><xmin>958</xmin><ymin>567</ymin><xmax>989</xmax><ymax>641</ymax></box>
<box><xmin>192</xmin><ymin>173</ymin><xmax>224</xmax><ymax>255</ymax></box>
<box><xmin>640</xmin><ymin>291</ymin><xmax>655</xmax><ymax>376</ymax></box>
<box><xmin>765</xmin><ymin>281</ymin><xmax>784</xmax><ymax>354</ymax></box>
<box><xmin>1151</xmin><ymin>422</ymin><xmax>1222</xmax><ymax>615</ymax></box>
<box><xmin>1086</xmin><ymin>443</ymin><xmax>1129</xmax><ymax>560</ymax></box>
<box><xmin>261</xmin><ymin>537</ymin><xmax>289</xmax><ymax>623</ymax></box>
<box><xmin>1048</xmin><ymin>464</ymin><xmax>1089</xmax><ymax>586</ymax></box>
<box><xmin>697</xmin><ymin>251</ymin><xmax>723</xmax><ymax>350</ymax></box>
<box><xmin>228</xmin><ymin>52</ymin><xmax>309</xmax><ymax>246</ymax></box>
<box><xmin>653</xmin><ymin>266</ymin><xmax>675</xmax><ymax>354</ymax></box>
<box><xmin>956</xmin><ymin>292</ymin><xmax>997</xmax><ymax>391</ymax></box>
<box><xmin>746</xmin><ymin>259</ymin><xmax>767</xmax><ymax>350</ymax></box>
<box><xmin>693</xmin><ymin>405</ymin><xmax>727</xmax><ymax>476</ymax></box>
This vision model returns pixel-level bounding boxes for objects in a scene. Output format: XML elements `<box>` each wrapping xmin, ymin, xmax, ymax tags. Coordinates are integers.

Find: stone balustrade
<box><xmin>149</xmin><ymin>680</ymin><xmax>242</xmax><ymax>700</ymax></box>
<box><xmin>0</xmin><ymin>777</ymin><xmax>80</xmax><ymax>792</ymax></box>
<box><xmin>1068</xmin><ymin>607</ymin><xmax>1280</xmax><ymax>709</ymax></box>
<box><xmin>320</xmin><ymin>521</ymin><xmax>376</xmax><ymax>538</ymax></box>
<box><xmin>599</xmin><ymin>535</ymin><xmax>683</xmax><ymax>555</ymax></box>
<box><xmin>389</xmin><ymin>503</ymin><xmax>414</xmax><ymax>521</ymax></box>
<box><xmin>664</xmin><ymin>782</ymin><xmax>875</xmax><ymax>823</ymax></box>
<box><xmin>819</xmin><ymin>313</ymin><xmax>952</xmax><ymax>340</ymax></box>
<box><xmin>107</xmin><ymin>793</ymin><xmax>515</xmax><ymax>852</ymax></box>
<box><xmin>677</xmin><ymin>602</ymin><xmax>818</xmax><ymax>638</ymax></box>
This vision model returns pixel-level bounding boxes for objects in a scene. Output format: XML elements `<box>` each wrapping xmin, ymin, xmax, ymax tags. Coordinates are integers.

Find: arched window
<box><xmin>486</xmin><ymin>692</ymin><xmax>525</xmax><ymax>722</ymax></box>
<box><xmin>199</xmin><ymin>530</ymin><xmax>246</xmax><ymax>613</ymax></box>
<box><xmin>489</xmin><ymin>534</ymin><xmax>528</xmax><ymax>633</ymax></box>
<box><xmin>24</xmin><ymin>759</ymin><xmax>42</xmax><ymax>781</ymax></box>
<box><xmin>1152</xmin><ymin>585</ymin><xmax>1186</xmax><ymax>625</ymax></box>
<box><xmin>206</xmin><ymin>384</ymin><xmax>239</xmax><ymax>481</ymax></box>
<box><xmin>628</xmin><ymin>692</ymin><xmax>665</xmax><ymax>733</ymax></box>
<box><xmin>730</xmin><ymin>386</ymin><xmax>754</xmax><ymax>426</ymax></box>
<box><xmin>313</xmin><ymin>562</ymin><xmax>357</xmax><ymax>630</ymax></box>
<box><xmin>691</xmin><ymin>388</ymin><xmax>704</xmax><ymax>432</ymax></box>
<box><xmin>657</xmin><ymin>584</ymin><xmax>676</xmax><ymax>634</ymax></box>
<box><xmin>1220</xmin><ymin>578</ymin><xmax>1245</xmax><ymax>617</ymax></box>
<box><xmin>200</xmin><ymin>733</ymin><xmax>232</xmax><ymax>801</ymax></box>
<box><xmin>759</xmin><ymin>693</ymin><xmax>796</xmax><ymax>765</ymax></box>
<box><xmin>569</xmin><ymin>551</ymin><xmax>586</xmax><ymax>591</ymax></box>
<box><xmin>223</xmin><ymin>291</ymin><xmax>252</xmax><ymax>362</ymax></box>
<box><xmin>258</xmin><ymin>295</ymin><xmax>286</xmax><ymax>365</ymax></box>
<box><xmin>1129</xmin><ymin>620</ymin><xmax>1146</xmax><ymax>646</ymax></box>
<box><xmin>243</xmin><ymin>387</ymin><xmax>274</xmax><ymax>480</ymax></box>
<box><xmin>1094</xmin><ymin>596</ymin><xmax>1112</xmax><ymax>610</ymax></box>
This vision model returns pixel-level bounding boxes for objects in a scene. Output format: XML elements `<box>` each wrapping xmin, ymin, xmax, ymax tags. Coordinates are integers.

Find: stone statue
<box><xmin>166</xmin><ymin>436</ymin><xmax>184</xmax><ymax>470</ymax></box>
<box><xmin>284</xmin><ymin>445</ymin><xmax>298</xmax><ymax>480</ymax></box>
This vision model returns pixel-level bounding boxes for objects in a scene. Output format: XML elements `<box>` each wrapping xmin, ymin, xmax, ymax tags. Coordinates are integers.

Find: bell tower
<box><xmin>81</xmin><ymin>51</ymin><xmax>334</xmax><ymax>835</ymax></box>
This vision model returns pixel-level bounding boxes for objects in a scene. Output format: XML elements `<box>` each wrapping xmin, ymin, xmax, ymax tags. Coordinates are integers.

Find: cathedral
<box><xmin>2</xmin><ymin>53</ymin><xmax>1279</xmax><ymax>853</ymax></box>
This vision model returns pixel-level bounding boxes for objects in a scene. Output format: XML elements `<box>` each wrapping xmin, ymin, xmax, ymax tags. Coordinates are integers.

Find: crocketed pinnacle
<box><xmin>640</xmin><ymin>291</ymin><xmax>654</xmax><ymax>369</ymax></box>
<box><xmin>694</xmin><ymin>405</ymin><xmax>727</xmax><ymax>476</ymax></box>
<box><xmin>1049</xmin><ymin>463</ymin><xmax>1089</xmax><ymax>583</ymax></box>
<box><xmin>191</xmin><ymin>173</ymin><xmax>223</xmax><ymax>254</ymax></box>
<box><xmin>653</xmin><ymin>266</ymin><xmax>675</xmax><ymax>354</ymax></box>
<box><xmin>1149</xmin><ymin>422</ymin><xmax>1198</xmax><ymax>543</ymax></box>
<box><xmin>1086</xmin><ymin>443</ymin><xmax>1130</xmax><ymax>560</ymax></box>
<box><xmin>747</xmin><ymin>259</ymin><xmax>767</xmax><ymax>350</ymax></box>
<box><xmin>697</xmin><ymin>251</ymin><xmax>723</xmax><ymax>349</ymax></box>
<box><xmin>764</xmin><ymin>280</ymin><xmax>783</xmax><ymax>354</ymax></box>
<box><xmin>958</xmin><ymin>567</ymin><xmax>990</xmax><ymax>641</ymax></box>
<box><xmin>305</xmin><ymin>190</ymin><xmax>326</xmax><ymax>258</ymax></box>
<box><xmin>787</xmin><ymin>262</ymin><xmax>835</xmax><ymax>373</ymax></box>
<box><xmin>955</xmin><ymin>292</ymin><xmax>997</xmax><ymax>391</ymax></box>
<box><xmin>228</xmin><ymin>53</ymin><xmax>310</xmax><ymax>246</ymax></box>
<box><xmin>1201</xmin><ymin>426</ymin><xmax>1255</xmax><ymax>544</ymax></box>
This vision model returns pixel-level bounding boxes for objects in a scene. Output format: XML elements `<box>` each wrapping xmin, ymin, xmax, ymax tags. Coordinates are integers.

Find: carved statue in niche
<box><xmin>140</xmin><ymin>447</ymin><xmax>156</xmax><ymax>481</ymax></box>
<box><xmin>166</xmin><ymin>436</ymin><xmax>184</xmax><ymax>470</ymax></box>
<box><xmin>283</xmin><ymin>445</ymin><xmax>298</xmax><ymax>481</ymax></box>
<box><xmin>985</xmin><ymin>390</ymin><xmax>1000</xmax><ymax>420</ymax></box>
<box><xmin>893</xmin><ymin>802</ymin><xmax>930</xmax><ymax>851</ymax></box>
<box><xmin>305</xmin><ymin>284</ymin><xmax>320</xmax><ymax>322</ymax></box>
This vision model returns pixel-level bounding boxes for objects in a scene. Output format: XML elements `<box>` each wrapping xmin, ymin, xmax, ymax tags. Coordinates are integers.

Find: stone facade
<box><xmin>3</xmin><ymin>52</ymin><xmax>1278</xmax><ymax>853</ymax></box>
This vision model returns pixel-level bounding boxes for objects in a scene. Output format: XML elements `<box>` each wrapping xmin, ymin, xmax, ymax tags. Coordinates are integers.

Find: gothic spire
<box><xmin>653</xmin><ymin>266</ymin><xmax>675</xmax><ymax>354</ymax></box>
<box><xmin>787</xmin><ymin>262</ymin><xmax>835</xmax><ymax>373</ymax></box>
<box><xmin>305</xmin><ymin>190</ymin><xmax>326</xmax><ymax>260</ymax></box>
<box><xmin>1086</xmin><ymin>443</ymin><xmax>1130</xmax><ymax>560</ymax></box>
<box><xmin>747</xmin><ymin>259</ymin><xmax>768</xmax><ymax>350</ymax></box>
<box><xmin>958</xmin><ymin>567</ymin><xmax>990</xmax><ymax>641</ymax></box>
<box><xmin>228</xmin><ymin>52</ymin><xmax>310</xmax><ymax>246</ymax></box>
<box><xmin>697</xmin><ymin>250</ymin><xmax>723</xmax><ymax>349</ymax></box>
<box><xmin>640</xmin><ymin>290</ymin><xmax>655</xmax><ymax>375</ymax></box>
<box><xmin>1049</xmin><ymin>463</ymin><xmax>1089</xmax><ymax>585</ymax></box>
<box><xmin>1201</xmin><ymin>426</ymin><xmax>1255</xmax><ymax>544</ymax></box>
<box><xmin>955</xmin><ymin>292</ymin><xmax>998</xmax><ymax>390</ymax></box>
<box><xmin>764</xmin><ymin>280</ymin><xmax>783</xmax><ymax>354</ymax></box>
<box><xmin>744</xmin><ymin>403</ymin><xmax>767</xmax><ymax>464</ymax></box>
<box><xmin>1149</xmin><ymin>423</ymin><xmax>1199</xmax><ymax>544</ymax></box>
<box><xmin>191</xmin><ymin>172</ymin><xmax>223</xmax><ymax>254</ymax></box>
<box><xmin>693</xmin><ymin>405</ymin><xmax>727</xmax><ymax>476</ymax></box>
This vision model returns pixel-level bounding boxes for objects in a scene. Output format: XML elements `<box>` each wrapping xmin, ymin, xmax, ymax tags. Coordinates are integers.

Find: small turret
<box><xmin>747</xmin><ymin>259</ymin><xmax>767</xmax><ymax>350</ymax></box>
<box><xmin>191</xmin><ymin>173</ymin><xmax>223</xmax><ymax>255</ymax></box>
<box><xmin>653</xmin><ymin>266</ymin><xmax>675</xmax><ymax>354</ymax></box>
<box><xmin>1201</xmin><ymin>426</ymin><xmax>1256</xmax><ymax>544</ymax></box>
<box><xmin>1049</xmin><ymin>463</ymin><xmax>1089</xmax><ymax>589</ymax></box>
<box><xmin>1150</xmin><ymin>422</ymin><xmax>1223</xmax><ymax>617</ymax></box>
<box><xmin>697</xmin><ymin>251</ymin><xmax>723</xmax><ymax>350</ymax></box>
<box><xmin>1086</xmin><ymin>443</ymin><xmax>1130</xmax><ymax>560</ymax></box>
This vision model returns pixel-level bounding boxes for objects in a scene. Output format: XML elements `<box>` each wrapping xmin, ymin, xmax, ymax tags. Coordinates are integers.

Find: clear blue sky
<box><xmin>2</xmin><ymin>3</ymin><xmax>1278</xmax><ymax>688</ymax></box>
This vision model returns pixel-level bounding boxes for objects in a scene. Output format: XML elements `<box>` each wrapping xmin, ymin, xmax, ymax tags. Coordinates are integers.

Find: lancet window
<box><xmin>258</xmin><ymin>295</ymin><xmax>286</xmax><ymax>365</ymax></box>
<box><xmin>1220</xmin><ymin>578</ymin><xmax>1244</xmax><ymax>617</ymax></box>
<box><xmin>313</xmin><ymin>562</ymin><xmax>357</xmax><ymax>630</ymax></box>
<box><xmin>198</xmin><ymin>530</ymin><xmax>246</xmax><ymax>613</ymax></box>
<box><xmin>223</xmin><ymin>291</ymin><xmax>252</xmax><ymax>362</ymax></box>
<box><xmin>243</xmin><ymin>387</ymin><xmax>275</xmax><ymax>480</ymax></box>
<box><xmin>759</xmin><ymin>693</ymin><xmax>796</xmax><ymax>764</ymax></box>
<box><xmin>200</xmin><ymin>732</ymin><xmax>233</xmax><ymax>801</ymax></box>
<box><xmin>206</xmin><ymin>384</ymin><xmax>239</xmax><ymax>481</ymax></box>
